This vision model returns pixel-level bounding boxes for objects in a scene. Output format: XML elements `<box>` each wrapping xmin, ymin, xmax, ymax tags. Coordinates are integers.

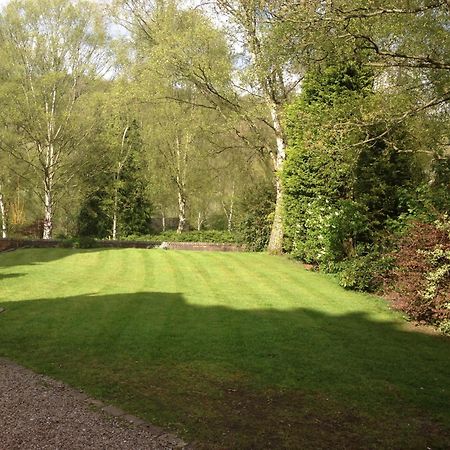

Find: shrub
<box><xmin>283</xmin><ymin>62</ymin><xmax>417</xmax><ymax>268</ymax></box>
<box><xmin>235</xmin><ymin>181</ymin><xmax>275</xmax><ymax>251</ymax></box>
<box><xmin>290</xmin><ymin>198</ymin><xmax>371</xmax><ymax>270</ymax></box>
<box><xmin>383</xmin><ymin>218</ymin><xmax>450</xmax><ymax>332</ymax></box>
<box><xmin>124</xmin><ymin>230</ymin><xmax>237</xmax><ymax>244</ymax></box>
<box><xmin>338</xmin><ymin>252</ymin><xmax>393</xmax><ymax>292</ymax></box>
<box><xmin>72</xmin><ymin>237</ymin><xmax>99</xmax><ymax>249</ymax></box>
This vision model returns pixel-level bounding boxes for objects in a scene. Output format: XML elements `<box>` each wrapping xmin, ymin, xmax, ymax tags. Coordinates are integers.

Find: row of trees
<box><xmin>0</xmin><ymin>0</ymin><xmax>448</xmax><ymax>258</ymax></box>
<box><xmin>0</xmin><ymin>0</ymin><xmax>266</xmax><ymax>241</ymax></box>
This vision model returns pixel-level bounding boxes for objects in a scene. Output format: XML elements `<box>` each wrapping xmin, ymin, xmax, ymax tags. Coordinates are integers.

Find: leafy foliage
<box><xmin>125</xmin><ymin>230</ymin><xmax>237</xmax><ymax>244</ymax></box>
<box><xmin>384</xmin><ymin>219</ymin><xmax>450</xmax><ymax>331</ymax></box>
<box><xmin>291</xmin><ymin>198</ymin><xmax>371</xmax><ymax>269</ymax></box>
<box><xmin>338</xmin><ymin>252</ymin><xmax>394</xmax><ymax>292</ymax></box>
<box><xmin>78</xmin><ymin>119</ymin><xmax>152</xmax><ymax>238</ymax></box>
<box><xmin>235</xmin><ymin>181</ymin><xmax>275</xmax><ymax>251</ymax></box>
<box><xmin>283</xmin><ymin>63</ymin><xmax>375</xmax><ymax>265</ymax></box>
<box><xmin>77</xmin><ymin>186</ymin><xmax>112</xmax><ymax>239</ymax></box>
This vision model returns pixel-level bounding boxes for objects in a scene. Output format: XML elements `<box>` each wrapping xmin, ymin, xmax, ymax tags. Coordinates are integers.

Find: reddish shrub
<box><xmin>383</xmin><ymin>220</ymin><xmax>450</xmax><ymax>327</ymax></box>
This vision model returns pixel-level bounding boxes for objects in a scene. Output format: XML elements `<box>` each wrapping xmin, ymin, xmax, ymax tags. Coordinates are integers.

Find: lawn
<box><xmin>0</xmin><ymin>248</ymin><xmax>449</xmax><ymax>449</ymax></box>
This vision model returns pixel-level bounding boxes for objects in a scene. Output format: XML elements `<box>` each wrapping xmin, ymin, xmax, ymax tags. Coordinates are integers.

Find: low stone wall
<box><xmin>0</xmin><ymin>239</ymin><xmax>63</xmax><ymax>252</ymax></box>
<box><xmin>165</xmin><ymin>241</ymin><xmax>242</xmax><ymax>252</ymax></box>
<box><xmin>0</xmin><ymin>238</ymin><xmax>244</xmax><ymax>253</ymax></box>
<box><xmin>95</xmin><ymin>240</ymin><xmax>161</xmax><ymax>249</ymax></box>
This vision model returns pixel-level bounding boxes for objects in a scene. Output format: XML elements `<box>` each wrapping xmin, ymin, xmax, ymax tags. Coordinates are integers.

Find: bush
<box><xmin>62</xmin><ymin>237</ymin><xmax>99</xmax><ymax>249</ymax></box>
<box><xmin>338</xmin><ymin>252</ymin><xmax>393</xmax><ymax>292</ymax></box>
<box><xmin>235</xmin><ymin>181</ymin><xmax>275</xmax><ymax>251</ymax></box>
<box><xmin>383</xmin><ymin>218</ymin><xmax>450</xmax><ymax>332</ymax></box>
<box><xmin>290</xmin><ymin>198</ymin><xmax>371</xmax><ymax>270</ymax></box>
<box><xmin>124</xmin><ymin>230</ymin><xmax>237</xmax><ymax>244</ymax></box>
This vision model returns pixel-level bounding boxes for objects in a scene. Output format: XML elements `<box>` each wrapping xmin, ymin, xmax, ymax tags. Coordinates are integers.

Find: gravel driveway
<box><xmin>0</xmin><ymin>358</ymin><xmax>189</xmax><ymax>450</ymax></box>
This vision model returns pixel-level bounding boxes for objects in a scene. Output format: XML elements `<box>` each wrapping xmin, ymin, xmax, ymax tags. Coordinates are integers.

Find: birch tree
<box><xmin>0</xmin><ymin>0</ymin><xmax>109</xmax><ymax>239</ymax></box>
<box><xmin>119</xmin><ymin>0</ymin><xmax>233</xmax><ymax>233</ymax></box>
<box><xmin>127</xmin><ymin>0</ymin><xmax>308</xmax><ymax>251</ymax></box>
<box><xmin>212</xmin><ymin>1</ymin><xmax>315</xmax><ymax>253</ymax></box>
<box><xmin>142</xmin><ymin>97</ymin><xmax>208</xmax><ymax>233</ymax></box>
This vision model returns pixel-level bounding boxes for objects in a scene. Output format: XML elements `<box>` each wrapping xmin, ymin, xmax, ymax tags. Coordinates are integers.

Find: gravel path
<box><xmin>0</xmin><ymin>358</ymin><xmax>189</xmax><ymax>450</ymax></box>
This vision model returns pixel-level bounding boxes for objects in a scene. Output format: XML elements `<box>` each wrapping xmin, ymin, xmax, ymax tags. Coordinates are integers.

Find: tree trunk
<box><xmin>42</xmin><ymin>146</ymin><xmax>54</xmax><ymax>240</ymax></box>
<box><xmin>267</xmin><ymin>103</ymin><xmax>286</xmax><ymax>254</ymax></box>
<box><xmin>175</xmin><ymin>134</ymin><xmax>188</xmax><ymax>234</ymax></box>
<box><xmin>177</xmin><ymin>190</ymin><xmax>187</xmax><ymax>233</ymax></box>
<box><xmin>112</xmin><ymin>207</ymin><xmax>118</xmax><ymax>240</ymax></box>
<box><xmin>242</xmin><ymin>16</ymin><xmax>288</xmax><ymax>254</ymax></box>
<box><xmin>112</xmin><ymin>179</ymin><xmax>119</xmax><ymax>240</ymax></box>
<box><xmin>228</xmin><ymin>182</ymin><xmax>235</xmax><ymax>232</ymax></box>
<box><xmin>197</xmin><ymin>211</ymin><xmax>205</xmax><ymax>231</ymax></box>
<box><xmin>0</xmin><ymin>189</ymin><xmax>7</xmax><ymax>239</ymax></box>
<box><xmin>42</xmin><ymin>182</ymin><xmax>53</xmax><ymax>240</ymax></box>
<box><xmin>111</xmin><ymin>125</ymin><xmax>130</xmax><ymax>241</ymax></box>
<box><xmin>268</xmin><ymin>176</ymin><xmax>284</xmax><ymax>254</ymax></box>
<box><xmin>161</xmin><ymin>211</ymin><xmax>166</xmax><ymax>232</ymax></box>
<box><xmin>43</xmin><ymin>90</ymin><xmax>57</xmax><ymax>241</ymax></box>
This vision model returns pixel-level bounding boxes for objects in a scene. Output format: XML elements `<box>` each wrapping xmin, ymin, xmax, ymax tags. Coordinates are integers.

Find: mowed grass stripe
<box><xmin>0</xmin><ymin>248</ymin><xmax>449</xmax><ymax>449</ymax></box>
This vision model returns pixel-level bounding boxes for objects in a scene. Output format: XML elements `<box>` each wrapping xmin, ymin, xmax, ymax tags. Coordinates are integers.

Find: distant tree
<box><xmin>121</xmin><ymin>1</ymin><xmax>233</xmax><ymax>233</ymax></box>
<box><xmin>78</xmin><ymin>100</ymin><xmax>152</xmax><ymax>239</ymax></box>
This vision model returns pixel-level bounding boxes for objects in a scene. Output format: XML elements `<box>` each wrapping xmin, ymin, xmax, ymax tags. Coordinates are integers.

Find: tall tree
<box><xmin>213</xmin><ymin>1</ymin><xmax>295</xmax><ymax>252</ymax></box>
<box><xmin>120</xmin><ymin>0</ymin><xmax>234</xmax><ymax>233</ymax></box>
<box><xmin>0</xmin><ymin>0</ymin><xmax>109</xmax><ymax>239</ymax></box>
<box><xmin>279</xmin><ymin>0</ymin><xmax>450</xmax><ymax>150</ymax></box>
<box><xmin>78</xmin><ymin>81</ymin><xmax>152</xmax><ymax>239</ymax></box>
<box><xmin>141</xmin><ymin>94</ymin><xmax>214</xmax><ymax>233</ymax></box>
<box><xmin>121</xmin><ymin>0</ymin><xmax>295</xmax><ymax>249</ymax></box>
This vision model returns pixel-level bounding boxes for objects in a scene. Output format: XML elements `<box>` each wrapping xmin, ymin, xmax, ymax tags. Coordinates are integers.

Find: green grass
<box><xmin>0</xmin><ymin>248</ymin><xmax>449</xmax><ymax>449</ymax></box>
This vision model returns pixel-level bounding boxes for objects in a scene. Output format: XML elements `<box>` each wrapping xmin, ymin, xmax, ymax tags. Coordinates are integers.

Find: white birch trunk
<box><xmin>42</xmin><ymin>88</ymin><xmax>57</xmax><ymax>240</ymax></box>
<box><xmin>42</xmin><ymin>143</ymin><xmax>55</xmax><ymax>240</ymax></box>
<box><xmin>242</xmin><ymin>15</ymin><xmax>288</xmax><ymax>254</ymax></box>
<box><xmin>112</xmin><ymin>204</ymin><xmax>118</xmax><ymax>240</ymax></box>
<box><xmin>267</xmin><ymin>103</ymin><xmax>287</xmax><ymax>254</ymax></box>
<box><xmin>177</xmin><ymin>190</ymin><xmax>187</xmax><ymax>233</ymax></box>
<box><xmin>175</xmin><ymin>135</ymin><xmax>188</xmax><ymax>234</ymax></box>
<box><xmin>197</xmin><ymin>211</ymin><xmax>205</xmax><ymax>231</ymax></box>
<box><xmin>222</xmin><ymin>182</ymin><xmax>235</xmax><ymax>232</ymax></box>
<box><xmin>228</xmin><ymin>182</ymin><xmax>235</xmax><ymax>232</ymax></box>
<box><xmin>111</xmin><ymin>125</ymin><xmax>130</xmax><ymax>240</ymax></box>
<box><xmin>43</xmin><ymin>189</ymin><xmax>53</xmax><ymax>239</ymax></box>
<box><xmin>0</xmin><ymin>189</ymin><xmax>7</xmax><ymax>239</ymax></box>
<box><xmin>43</xmin><ymin>182</ymin><xmax>53</xmax><ymax>240</ymax></box>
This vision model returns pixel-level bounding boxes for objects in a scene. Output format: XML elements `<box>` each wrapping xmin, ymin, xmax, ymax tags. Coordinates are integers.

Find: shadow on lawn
<box><xmin>0</xmin><ymin>291</ymin><xmax>449</xmax><ymax>449</ymax></box>
<box><xmin>0</xmin><ymin>248</ymin><xmax>109</xmax><ymax>283</ymax></box>
<box><xmin>0</xmin><ymin>248</ymin><xmax>113</xmax><ymax>270</ymax></box>
<box><xmin>0</xmin><ymin>273</ymin><xmax>25</xmax><ymax>280</ymax></box>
